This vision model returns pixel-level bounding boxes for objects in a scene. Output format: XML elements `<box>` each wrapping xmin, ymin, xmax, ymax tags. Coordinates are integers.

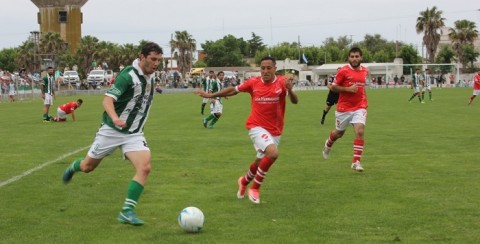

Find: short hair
<box><xmin>209</xmin><ymin>70</ymin><xmax>214</xmax><ymax>74</ymax></box>
<box><xmin>47</xmin><ymin>66</ymin><xmax>53</xmax><ymax>70</ymax></box>
<box><xmin>140</xmin><ymin>42</ymin><xmax>163</xmax><ymax>57</ymax></box>
<box><xmin>77</xmin><ymin>99</ymin><xmax>83</xmax><ymax>104</ymax></box>
<box><xmin>217</xmin><ymin>71</ymin><xmax>224</xmax><ymax>76</ymax></box>
<box><xmin>348</xmin><ymin>47</ymin><xmax>362</xmax><ymax>56</ymax></box>
<box><xmin>260</xmin><ymin>56</ymin><xmax>276</xmax><ymax>65</ymax></box>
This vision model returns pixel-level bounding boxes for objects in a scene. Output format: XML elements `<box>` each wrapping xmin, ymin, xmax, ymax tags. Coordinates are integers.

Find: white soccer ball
<box><xmin>178</xmin><ymin>206</ymin><xmax>204</xmax><ymax>233</ymax></box>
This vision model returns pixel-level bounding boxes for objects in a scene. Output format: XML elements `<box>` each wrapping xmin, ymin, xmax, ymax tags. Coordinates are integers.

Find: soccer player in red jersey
<box><xmin>194</xmin><ymin>56</ymin><xmax>298</xmax><ymax>204</ymax></box>
<box><xmin>322</xmin><ymin>47</ymin><xmax>369</xmax><ymax>172</ymax></box>
<box><xmin>468</xmin><ymin>70</ymin><xmax>480</xmax><ymax>105</ymax></box>
<box><xmin>52</xmin><ymin>99</ymin><xmax>83</xmax><ymax>122</ymax></box>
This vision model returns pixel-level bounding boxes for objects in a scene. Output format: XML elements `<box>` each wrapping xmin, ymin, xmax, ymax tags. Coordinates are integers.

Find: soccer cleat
<box><xmin>320</xmin><ymin>117</ymin><xmax>325</xmax><ymax>125</ymax></box>
<box><xmin>421</xmin><ymin>101</ymin><xmax>425</xmax><ymax>104</ymax></box>
<box><xmin>202</xmin><ymin>118</ymin><xmax>207</xmax><ymax>128</ymax></box>
<box><xmin>351</xmin><ymin>161</ymin><xmax>364</xmax><ymax>172</ymax></box>
<box><xmin>207</xmin><ymin>125</ymin><xmax>214</xmax><ymax>129</ymax></box>
<box><xmin>62</xmin><ymin>166</ymin><xmax>75</xmax><ymax>184</ymax></box>
<box><xmin>322</xmin><ymin>142</ymin><xmax>331</xmax><ymax>160</ymax></box>
<box><xmin>237</xmin><ymin>177</ymin><xmax>246</xmax><ymax>199</ymax></box>
<box><xmin>43</xmin><ymin>119</ymin><xmax>50</xmax><ymax>123</ymax></box>
<box><xmin>248</xmin><ymin>188</ymin><xmax>260</xmax><ymax>204</ymax></box>
<box><xmin>118</xmin><ymin>210</ymin><xmax>144</xmax><ymax>226</ymax></box>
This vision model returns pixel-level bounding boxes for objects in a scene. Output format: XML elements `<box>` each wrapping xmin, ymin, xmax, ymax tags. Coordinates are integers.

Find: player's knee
<box><xmin>138</xmin><ymin>162</ymin><xmax>151</xmax><ymax>176</ymax></box>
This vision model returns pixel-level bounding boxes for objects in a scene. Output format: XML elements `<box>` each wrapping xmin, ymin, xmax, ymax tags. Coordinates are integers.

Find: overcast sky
<box><xmin>2</xmin><ymin>0</ymin><xmax>479</xmax><ymax>56</ymax></box>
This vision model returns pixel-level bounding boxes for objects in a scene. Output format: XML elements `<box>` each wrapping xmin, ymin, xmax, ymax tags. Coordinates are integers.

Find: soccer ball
<box><xmin>178</xmin><ymin>206</ymin><xmax>204</xmax><ymax>233</ymax></box>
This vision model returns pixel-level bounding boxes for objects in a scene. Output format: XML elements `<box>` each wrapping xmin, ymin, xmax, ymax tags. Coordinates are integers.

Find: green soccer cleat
<box><xmin>62</xmin><ymin>166</ymin><xmax>75</xmax><ymax>184</ymax></box>
<box><xmin>118</xmin><ymin>210</ymin><xmax>144</xmax><ymax>226</ymax></box>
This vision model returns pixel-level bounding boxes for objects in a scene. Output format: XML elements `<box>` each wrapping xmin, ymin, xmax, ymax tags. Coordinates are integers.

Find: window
<box><xmin>59</xmin><ymin>11</ymin><xmax>67</xmax><ymax>23</ymax></box>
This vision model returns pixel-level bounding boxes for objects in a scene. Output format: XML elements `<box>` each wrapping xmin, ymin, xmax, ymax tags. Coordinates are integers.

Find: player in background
<box><xmin>203</xmin><ymin>71</ymin><xmax>225</xmax><ymax>129</ymax></box>
<box><xmin>194</xmin><ymin>56</ymin><xmax>298</xmax><ymax>204</ymax></box>
<box><xmin>52</xmin><ymin>99</ymin><xmax>83</xmax><ymax>122</ymax></box>
<box><xmin>322</xmin><ymin>47</ymin><xmax>369</xmax><ymax>172</ymax></box>
<box><xmin>62</xmin><ymin>42</ymin><xmax>163</xmax><ymax>226</ymax></box>
<box><xmin>8</xmin><ymin>78</ymin><xmax>16</xmax><ymax>102</ymax></box>
<box><xmin>200</xmin><ymin>70</ymin><xmax>215</xmax><ymax>115</ymax></box>
<box><xmin>41</xmin><ymin>67</ymin><xmax>56</xmax><ymax>121</ymax></box>
<box><xmin>468</xmin><ymin>70</ymin><xmax>480</xmax><ymax>105</ymax></box>
<box><xmin>320</xmin><ymin>67</ymin><xmax>340</xmax><ymax>125</ymax></box>
<box><xmin>421</xmin><ymin>68</ymin><xmax>433</xmax><ymax>101</ymax></box>
<box><xmin>408</xmin><ymin>68</ymin><xmax>424</xmax><ymax>103</ymax></box>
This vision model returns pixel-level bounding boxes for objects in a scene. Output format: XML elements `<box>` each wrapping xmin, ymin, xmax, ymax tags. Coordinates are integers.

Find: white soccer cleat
<box><xmin>322</xmin><ymin>143</ymin><xmax>331</xmax><ymax>160</ymax></box>
<box><xmin>351</xmin><ymin>161</ymin><xmax>364</xmax><ymax>172</ymax></box>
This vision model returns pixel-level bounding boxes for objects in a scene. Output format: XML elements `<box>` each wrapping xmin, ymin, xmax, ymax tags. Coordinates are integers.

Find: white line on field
<box><xmin>0</xmin><ymin>146</ymin><xmax>89</xmax><ymax>188</ymax></box>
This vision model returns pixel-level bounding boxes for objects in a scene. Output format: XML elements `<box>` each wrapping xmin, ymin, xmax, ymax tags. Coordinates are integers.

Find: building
<box><xmin>31</xmin><ymin>0</ymin><xmax>88</xmax><ymax>53</ymax></box>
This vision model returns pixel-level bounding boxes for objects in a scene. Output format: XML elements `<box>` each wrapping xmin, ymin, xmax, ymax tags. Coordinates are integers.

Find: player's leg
<box><xmin>208</xmin><ymin>102</ymin><xmax>223</xmax><ymax>128</ymax></box>
<box><xmin>350</xmin><ymin>109</ymin><xmax>367</xmax><ymax>172</ymax></box>
<box><xmin>117</xmin><ymin>136</ymin><xmax>151</xmax><ymax>226</ymax></box>
<box><xmin>237</xmin><ymin>158</ymin><xmax>261</xmax><ymax>199</ymax></box>
<box><xmin>323</xmin><ymin>111</ymin><xmax>349</xmax><ymax>159</ymax></box>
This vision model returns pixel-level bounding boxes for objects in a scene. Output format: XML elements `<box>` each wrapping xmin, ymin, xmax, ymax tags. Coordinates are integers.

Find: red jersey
<box><xmin>236</xmin><ymin>75</ymin><xmax>288</xmax><ymax>136</ymax></box>
<box><xmin>59</xmin><ymin>101</ymin><xmax>79</xmax><ymax>115</ymax></box>
<box><xmin>474</xmin><ymin>73</ymin><xmax>480</xmax><ymax>90</ymax></box>
<box><xmin>333</xmin><ymin>65</ymin><xmax>369</xmax><ymax>112</ymax></box>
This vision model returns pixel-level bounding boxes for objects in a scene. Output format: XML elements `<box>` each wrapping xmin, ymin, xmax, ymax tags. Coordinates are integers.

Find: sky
<box><xmin>2</xmin><ymin>0</ymin><xmax>479</xmax><ymax>56</ymax></box>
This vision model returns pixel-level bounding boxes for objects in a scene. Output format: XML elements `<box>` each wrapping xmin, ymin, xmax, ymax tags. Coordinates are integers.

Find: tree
<box><xmin>170</xmin><ymin>31</ymin><xmax>196</xmax><ymax>77</ymax></box>
<box><xmin>462</xmin><ymin>44</ymin><xmax>480</xmax><ymax>72</ymax></box>
<box><xmin>39</xmin><ymin>32</ymin><xmax>67</xmax><ymax>66</ymax></box>
<box><xmin>448</xmin><ymin>19</ymin><xmax>479</xmax><ymax>70</ymax></box>
<box><xmin>399</xmin><ymin>45</ymin><xmax>422</xmax><ymax>75</ymax></box>
<box><xmin>202</xmin><ymin>35</ymin><xmax>247</xmax><ymax>67</ymax></box>
<box><xmin>246</xmin><ymin>32</ymin><xmax>266</xmax><ymax>58</ymax></box>
<box><xmin>15</xmin><ymin>41</ymin><xmax>36</xmax><ymax>72</ymax></box>
<box><xmin>0</xmin><ymin>47</ymin><xmax>17</xmax><ymax>72</ymax></box>
<box><xmin>416</xmin><ymin>6</ymin><xmax>445</xmax><ymax>63</ymax></box>
<box><xmin>75</xmin><ymin>35</ymin><xmax>99</xmax><ymax>77</ymax></box>
<box><xmin>435</xmin><ymin>45</ymin><xmax>456</xmax><ymax>73</ymax></box>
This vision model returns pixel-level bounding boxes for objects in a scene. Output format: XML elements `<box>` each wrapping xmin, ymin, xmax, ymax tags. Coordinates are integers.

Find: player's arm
<box><xmin>330</xmin><ymin>83</ymin><xmax>358</xmax><ymax>93</ymax></box>
<box><xmin>103</xmin><ymin>96</ymin><xmax>126</xmax><ymax>128</ymax></box>
<box><xmin>71</xmin><ymin>110</ymin><xmax>76</xmax><ymax>122</ymax></box>
<box><xmin>194</xmin><ymin>86</ymin><xmax>238</xmax><ymax>98</ymax></box>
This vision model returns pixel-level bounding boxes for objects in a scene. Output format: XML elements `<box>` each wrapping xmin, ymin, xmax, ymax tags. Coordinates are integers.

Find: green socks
<box><xmin>122</xmin><ymin>180</ymin><xmax>144</xmax><ymax>212</ymax></box>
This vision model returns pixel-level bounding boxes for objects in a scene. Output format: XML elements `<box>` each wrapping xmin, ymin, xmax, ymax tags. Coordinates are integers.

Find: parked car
<box><xmin>87</xmin><ymin>70</ymin><xmax>107</xmax><ymax>86</ymax></box>
<box><xmin>223</xmin><ymin>71</ymin><xmax>236</xmax><ymax>79</ymax></box>
<box><xmin>63</xmin><ymin>70</ymin><xmax>80</xmax><ymax>85</ymax></box>
<box><xmin>105</xmin><ymin>70</ymin><xmax>114</xmax><ymax>82</ymax></box>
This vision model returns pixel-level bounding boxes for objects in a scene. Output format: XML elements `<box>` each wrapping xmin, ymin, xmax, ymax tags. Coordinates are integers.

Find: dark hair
<box><xmin>217</xmin><ymin>71</ymin><xmax>224</xmax><ymax>76</ymax></box>
<box><xmin>348</xmin><ymin>47</ymin><xmax>363</xmax><ymax>56</ymax></box>
<box><xmin>260</xmin><ymin>56</ymin><xmax>276</xmax><ymax>65</ymax></box>
<box><xmin>47</xmin><ymin>66</ymin><xmax>53</xmax><ymax>70</ymax></box>
<box><xmin>77</xmin><ymin>99</ymin><xmax>83</xmax><ymax>104</ymax></box>
<box><xmin>209</xmin><ymin>70</ymin><xmax>214</xmax><ymax>74</ymax></box>
<box><xmin>140</xmin><ymin>42</ymin><xmax>163</xmax><ymax>57</ymax></box>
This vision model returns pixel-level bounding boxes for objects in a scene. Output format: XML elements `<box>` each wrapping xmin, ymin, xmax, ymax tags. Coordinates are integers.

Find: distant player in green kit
<box><xmin>203</xmin><ymin>71</ymin><xmax>225</xmax><ymax>128</ymax></box>
<box><xmin>62</xmin><ymin>42</ymin><xmax>163</xmax><ymax>226</ymax></box>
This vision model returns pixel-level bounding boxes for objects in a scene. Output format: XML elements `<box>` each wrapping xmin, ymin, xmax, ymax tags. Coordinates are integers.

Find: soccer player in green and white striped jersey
<box><xmin>200</xmin><ymin>70</ymin><xmax>215</xmax><ymax>114</ymax></box>
<box><xmin>41</xmin><ymin>67</ymin><xmax>56</xmax><ymax>122</ymax></box>
<box><xmin>62</xmin><ymin>42</ymin><xmax>163</xmax><ymax>226</ymax></box>
<box><xmin>203</xmin><ymin>71</ymin><xmax>225</xmax><ymax>128</ymax></box>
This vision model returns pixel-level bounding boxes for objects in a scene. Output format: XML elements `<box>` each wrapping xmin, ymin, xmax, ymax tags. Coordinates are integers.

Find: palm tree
<box><xmin>448</xmin><ymin>19</ymin><xmax>479</xmax><ymax>69</ymax></box>
<box><xmin>76</xmin><ymin>35</ymin><xmax>99</xmax><ymax>77</ymax></box>
<box><xmin>416</xmin><ymin>6</ymin><xmax>445</xmax><ymax>63</ymax></box>
<box><xmin>15</xmin><ymin>41</ymin><xmax>36</xmax><ymax>72</ymax></box>
<box><xmin>39</xmin><ymin>32</ymin><xmax>67</xmax><ymax>65</ymax></box>
<box><xmin>170</xmin><ymin>31</ymin><xmax>196</xmax><ymax>78</ymax></box>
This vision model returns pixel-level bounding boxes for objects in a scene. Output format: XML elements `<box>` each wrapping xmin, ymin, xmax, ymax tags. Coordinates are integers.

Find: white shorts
<box><xmin>473</xmin><ymin>90</ymin><xmax>480</xmax><ymax>96</ymax></box>
<box><xmin>9</xmin><ymin>90</ymin><xmax>15</xmax><ymax>96</ymax></box>
<box><xmin>210</xmin><ymin>99</ymin><xmax>223</xmax><ymax>114</ymax></box>
<box><xmin>422</xmin><ymin>85</ymin><xmax>431</xmax><ymax>92</ymax></box>
<box><xmin>413</xmin><ymin>86</ymin><xmax>421</xmax><ymax>93</ymax></box>
<box><xmin>248</xmin><ymin>127</ymin><xmax>281</xmax><ymax>158</ymax></box>
<box><xmin>335</xmin><ymin>109</ymin><xmax>367</xmax><ymax>131</ymax></box>
<box><xmin>87</xmin><ymin>124</ymin><xmax>150</xmax><ymax>159</ymax></box>
<box><xmin>202</xmin><ymin>98</ymin><xmax>209</xmax><ymax>104</ymax></box>
<box><xmin>44</xmin><ymin>94</ymin><xmax>54</xmax><ymax>105</ymax></box>
<box><xmin>56</xmin><ymin>107</ymin><xmax>67</xmax><ymax>119</ymax></box>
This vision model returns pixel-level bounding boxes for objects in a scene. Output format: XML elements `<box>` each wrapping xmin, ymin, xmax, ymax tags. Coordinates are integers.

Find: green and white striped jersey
<box><xmin>103</xmin><ymin>59</ymin><xmax>155</xmax><ymax>134</ymax></box>
<box><xmin>42</xmin><ymin>75</ymin><xmax>55</xmax><ymax>95</ymax></box>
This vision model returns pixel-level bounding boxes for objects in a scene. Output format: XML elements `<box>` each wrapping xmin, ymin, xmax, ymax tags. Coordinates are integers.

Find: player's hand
<box><xmin>348</xmin><ymin>84</ymin><xmax>358</xmax><ymax>93</ymax></box>
<box><xmin>285</xmin><ymin>77</ymin><xmax>294</xmax><ymax>90</ymax></box>
<box><xmin>113</xmin><ymin>118</ymin><xmax>127</xmax><ymax>128</ymax></box>
<box><xmin>192</xmin><ymin>89</ymin><xmax>209</xmax><ymax>98</ymax></box>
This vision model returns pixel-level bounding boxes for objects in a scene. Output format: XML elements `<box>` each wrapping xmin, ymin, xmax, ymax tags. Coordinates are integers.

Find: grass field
<box><xmin>1</xmin><ymin>87</ymin><xmax>479</xmax><ymax>243</ymax></box>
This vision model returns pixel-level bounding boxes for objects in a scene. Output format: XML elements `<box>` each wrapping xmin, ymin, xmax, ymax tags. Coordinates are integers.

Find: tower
<box><xmin>31</xmin><ymin>0</ymin><xmax>88</xmax><ymax>53</ymax></box>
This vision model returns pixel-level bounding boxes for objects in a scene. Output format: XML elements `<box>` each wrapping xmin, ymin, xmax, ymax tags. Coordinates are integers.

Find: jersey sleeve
<box><xmin>106</xmin><ymin>73</ymin><xmax>129</xmax><ymax>100</ymax></box>
<box><xmin>237</xmin><ymin>78</ymin><xmax>253</xmax><ymax>93</ymax></box>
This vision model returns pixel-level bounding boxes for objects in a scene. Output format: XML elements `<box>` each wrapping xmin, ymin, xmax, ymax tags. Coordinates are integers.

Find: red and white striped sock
<box><xmin>353</xmin><ymin>139</ymin><xmax>364</xmax><ymax>162</ymax></box>
<box><xmin>251</xmin><ymin>157</ymin><xmax>274</xmax><ymax>190</ymax></box>
<box><xmin>326</xmin><ymin>132</ymin><xmax>337</xmax><ymax>148</ymax></box>
<box><xmin>241</xmin><ymin>162</ymin><xmax>258</xmax><ymax>186</ymax></box>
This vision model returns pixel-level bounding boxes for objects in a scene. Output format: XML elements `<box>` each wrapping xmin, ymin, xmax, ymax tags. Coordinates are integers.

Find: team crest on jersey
<box><xmin>145</xmin><ymin>82</ymin><xmax>152</xmax><ymax>93</ymax></box>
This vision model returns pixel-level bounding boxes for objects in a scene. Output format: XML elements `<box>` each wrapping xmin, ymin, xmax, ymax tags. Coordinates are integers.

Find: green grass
<box><xmin>1</xmin><ymin>87</ymin><xmax>480</xmax><ymax>243</ymax></box>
